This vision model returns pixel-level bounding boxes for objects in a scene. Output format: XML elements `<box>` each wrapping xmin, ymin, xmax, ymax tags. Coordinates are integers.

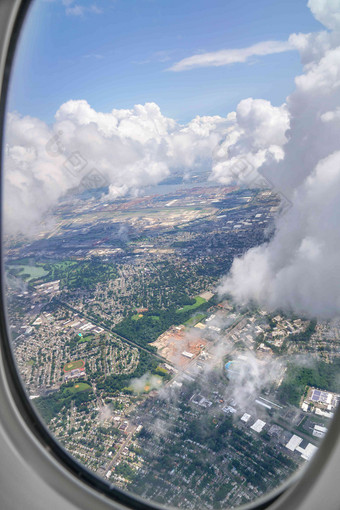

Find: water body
<box><xmin>143</xmin><ymin>180</ymin><xmax>221</xmax><ymax>198</ymax></box>
<box><xmin>77</xmin><ymin>178</ymin><xmax>222</xmax><ymax>203</ymax></box>
<box><xmin>7</xmin><ymin>265</ymin><xmax>48</xmax><ymax>282</ymax></box>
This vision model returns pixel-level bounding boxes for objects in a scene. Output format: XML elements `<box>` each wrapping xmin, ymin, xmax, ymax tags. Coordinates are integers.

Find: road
<box><xmin>106</xmin><ymin>425</ymin><xmax>138</xmax><ymax>472</ymax></box>
<box><xmin>54</xmin><ymin>298</ymin><xmax>169</xmax><ymax>365</ymax></box>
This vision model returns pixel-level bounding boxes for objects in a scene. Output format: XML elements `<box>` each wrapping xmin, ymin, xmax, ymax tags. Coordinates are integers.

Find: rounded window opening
<box><xmin>2</xmin><ymin>1</ymin><xmax>340</xmax><ymax>509</ymax></box>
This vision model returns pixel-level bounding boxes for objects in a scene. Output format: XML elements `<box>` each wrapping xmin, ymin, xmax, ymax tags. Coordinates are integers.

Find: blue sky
<box><xmin>7</xmin><ymin>0</ymin><xmax>323</xmax><ymax>124</ymax></box>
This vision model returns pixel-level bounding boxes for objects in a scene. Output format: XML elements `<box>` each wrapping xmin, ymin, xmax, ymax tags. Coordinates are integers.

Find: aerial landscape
<box><xmin>3</xmin><ymin>0</ymin><xmax>340</xmax><ymax>508</ymax></box>
<box><xmin>5</xmin><ymin>179</ymin><xmax>340</xmax><ymax>508</ymax></box>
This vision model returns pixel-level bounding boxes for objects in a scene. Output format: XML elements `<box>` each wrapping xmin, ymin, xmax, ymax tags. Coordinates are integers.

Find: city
<box><xmin>5</xmin><ymin>182</ymin><xmax>340</xmax><ymax>509</ymax></box>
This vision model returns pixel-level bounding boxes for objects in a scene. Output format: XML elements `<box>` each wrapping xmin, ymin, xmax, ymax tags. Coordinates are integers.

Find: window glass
<box><xmin>3</xmin><ymin>1</ymin><xmax>340</xmax><ymax>509</ymax></box>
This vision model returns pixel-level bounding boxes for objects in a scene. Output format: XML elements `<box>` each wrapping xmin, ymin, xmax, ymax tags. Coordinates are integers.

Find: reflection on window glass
<box><xmin>3</xmin><ymin>0</ymin><xmax>340</xmax><ymax>508</ymax></box>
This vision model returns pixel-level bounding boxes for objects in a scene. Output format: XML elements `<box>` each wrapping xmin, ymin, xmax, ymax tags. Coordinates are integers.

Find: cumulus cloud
<box><xmin>168</xmin><ymin>40</ymin><xmax>294</xmax><ymax>72</ymax></box>
<box><xmin>288</xmin><ymin>31</ymin><xmax>334</xmax><ymax>68</ymax></box>
<box><xmin>308</xmin><ymin>0</ymin><xmax>340</xmax><ymax>31</ymax></box>
<box><xmin>3</xmin><ymin>102</ymin><xmax>232</xmax><ymax>234</ymax></box>
<box><xmin>211</xmin><ymin>98</ymin><xmax>289</xmax><ymax>186</ymax></box>
<box><xmin>220</xmin><ymin>151</ymin><xmax>340</xmax><ymax>318</ymax></box>
<box><xmin>218</xmin><ymin>0</ymin><xmax>340</xmax><ymax>318</ymax></box>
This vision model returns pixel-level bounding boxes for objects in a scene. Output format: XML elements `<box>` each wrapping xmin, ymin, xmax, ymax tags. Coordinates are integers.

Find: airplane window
<box><xmin>2</xmin><ymin>1</ymin><xmax>340</xmax><ymax>509</ymax></box>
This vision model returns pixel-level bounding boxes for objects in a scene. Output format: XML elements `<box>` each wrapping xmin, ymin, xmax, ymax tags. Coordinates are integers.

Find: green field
<box><xmin>82</xmin><ymin>335</ymin><xmax>93</xmax><ymax>342</ymax></box>
<box><xmin>62</xmin><ymin>382</ymin><xmax>91</xmax><ymax>395</ymax></box>
<box><xmin>8</xmin><ymin>265</ymin><xmax>48</xmax><ymax>281</ymax></box>
<box><xmin>63</xmin><ymin>359</ymin><xmax>85</xmax><ymax>372</ymax></box>
<box><xmin>184</xmin><ymin>313</ymin><xmax>206</xmax><ymax>327</ymax></box>
<box><xmin>77</xmin><ymin>335</ymin><xmax>93</xmax><ymax>344</ymax></box>
<box><xmin>176</xmin><ymin>296</ymin><xmax>207</xmax><ymax>314</ymax></box>
<box><xmin>132</xmin><ymin>314</ymin><xmax>143</xmax><ymax>321</ymax></box>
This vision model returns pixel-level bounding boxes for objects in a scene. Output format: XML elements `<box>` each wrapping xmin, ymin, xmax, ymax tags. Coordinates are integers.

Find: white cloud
<box><xmin>218</xmin><ymin>0</ymin><xmax>340</xmax><ymax>318</ymax></box>
<box><xmin>225</xmin><ymin>352</ymin><xmax>283</xmax><ymax>409</ymax></box>
<box><xmin>308</xmin><ymin>0</ymin><xmax>340</xmax><ymax>31</ymax></box>
<box><xmin>211</xmin><ymin>98</ymin><xmax>289</xmax><ymax>186</ymax></box>
<box><xmin>219</xmin><ymin>151</ymin><xmax>340</xmax><ymax>318</ymax></box>
<box><xmin>168</xmin><ymin>40</ymin><xmax>294</xmax><ymax>72</ymax></box>
<box><xmin>288</xmin><ymin>31</ymin><xmax>334</xmax><ymax>67</ymax></box>
<box><xmin>3</xmin><ymin>102</ymin><xmax>232</xmax><ymax>234</ymax></box>
<box><xmin>129</xmin><ymin>372</ymin><xmax>162</xmax><ymax>394</ymax></box>
<box><xmin>321</xmin><ymin>106</ymin><xmax>340</xmax><ymax>121</ymax></box>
